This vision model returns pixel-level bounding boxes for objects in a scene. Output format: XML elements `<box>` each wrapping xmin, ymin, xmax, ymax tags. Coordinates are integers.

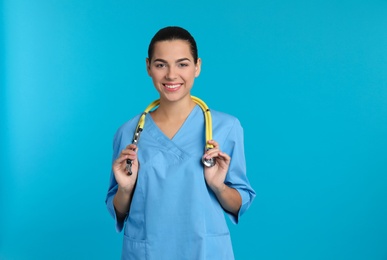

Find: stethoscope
<box><xmin>126</xmin><ymin>95</ymin><xmax>215</xmax><ymax>175</ymax></box>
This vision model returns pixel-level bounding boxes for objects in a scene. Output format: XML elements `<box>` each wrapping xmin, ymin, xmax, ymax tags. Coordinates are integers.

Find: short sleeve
<box><xmin>222</xmin><ymin>118</ymin><xmax>256</xmax><ymax>224</ymax></box>
<box><xmin>105</xmin><ymin>128</ymin><xmax>127</xmax><ymax>232</ymax></box>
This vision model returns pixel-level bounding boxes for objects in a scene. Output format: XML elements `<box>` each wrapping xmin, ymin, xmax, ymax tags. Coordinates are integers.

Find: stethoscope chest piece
<box><xmin>202</xmin><ymin>156</ymin><xmax>216</xmax><ymax>168</ymax></box>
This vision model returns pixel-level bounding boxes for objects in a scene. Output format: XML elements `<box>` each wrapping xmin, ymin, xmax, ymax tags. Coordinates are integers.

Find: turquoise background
<box><xmin>1</xmin><ymin>0</ymin><xmax>387</xmax><ymax>259</ymax></box>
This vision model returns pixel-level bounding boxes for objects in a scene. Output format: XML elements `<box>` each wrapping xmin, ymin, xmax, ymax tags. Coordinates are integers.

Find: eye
<box><xmin>178</xmin><ymin>63</ymin><xmax>189</xmax><ymax>68</ymax></box>
<box><xmin>154</xmin><ymin>63</ymin><xmax>166</xmax><ymax>68</ymax></box>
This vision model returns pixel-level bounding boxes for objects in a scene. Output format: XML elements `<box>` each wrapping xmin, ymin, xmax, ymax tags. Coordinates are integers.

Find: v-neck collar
<box><xmin>144</xmin><ymin>105</ymin><xmax>200</xmax><ymax>152</ymax></box>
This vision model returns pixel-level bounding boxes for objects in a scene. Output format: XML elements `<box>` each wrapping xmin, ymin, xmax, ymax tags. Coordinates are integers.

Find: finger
<box><xmin>115</xmin><ymin>149</ymin><xmax>138</xmax><ymax>165</ymax></box>
<box><xmin>207</xmin><ymin>139</ymin><xmax>219</xmax><ymax>148</ymax></box>
<box><xmin>126</xmin><ymin>144</ymin><xmax>138</xmax><ymax>151</ymax></box>
<box><xmin>205</xmin><ymin>151</ymin><xmax>230</xmax><ymax>163</ymax></box>
<box><xmin>121</xmin><ymin>149</ymin><xmax>137</xmax><ymax>157</ymax></box>
<box><xmin>114</xmin><ymin>154</ymin><xmax>130</xmax><ymax>165</ymax></box>
<box><xmin>125</xmin><ymin>150</ymin><xmax>139</xmax><ymax>162</ymax></box>
<box><xmin>218</xmin><ymin>151</ymin><xmax>230</xmax><ymax>162</ymax></box>
<box><xmin>204</xmin><ymin>148</ymin><xmax>220</xmax><ymax>159</ymax></box>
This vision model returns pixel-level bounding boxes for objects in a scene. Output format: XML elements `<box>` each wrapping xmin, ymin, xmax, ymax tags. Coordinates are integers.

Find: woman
<box><xmin>106</xmin><ymin>26</ymin><xmax>255</xmax><ymax>259</ymax></box>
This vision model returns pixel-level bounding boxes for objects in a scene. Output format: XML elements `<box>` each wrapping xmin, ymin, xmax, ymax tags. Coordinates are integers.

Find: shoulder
<box><xmin>113</xmin><ymin>113</ymin><xmax>142</xmax><ymax>142</ymax></box>
<box><xmin>210</xmin><ymin>109</ymin><xmax>244</xmax><ymax>144</ymax></box>
<box><xmin>211</xmin><ymin>109</ymin><xmax>242</xmax><ymax>130</ymax></box>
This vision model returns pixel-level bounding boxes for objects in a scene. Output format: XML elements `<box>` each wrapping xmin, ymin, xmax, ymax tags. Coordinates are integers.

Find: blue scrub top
<box><xmin>106</xmin><ymin>105</ymin><xmax>255</xmax><ymax>260</ymax></box>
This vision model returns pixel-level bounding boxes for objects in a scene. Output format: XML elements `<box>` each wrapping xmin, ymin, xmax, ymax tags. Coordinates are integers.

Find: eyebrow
<box><xmin>153</xmin><ymin>58</ymin><xmax>192</xmax><ymax>63</ymax></box>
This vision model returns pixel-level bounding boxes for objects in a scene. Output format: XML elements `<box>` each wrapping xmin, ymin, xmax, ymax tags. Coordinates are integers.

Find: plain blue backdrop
<box><xmin>1</xmin><ymin>0</ymin><xmax>387</xmax><ymax>259</ymax></box>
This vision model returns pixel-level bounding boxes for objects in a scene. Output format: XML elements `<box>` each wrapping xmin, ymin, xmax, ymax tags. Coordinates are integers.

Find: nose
<box><xmin>165</xmin><ymin>66</ymin><xmax>177</xmax><ymax>80</ymax></box>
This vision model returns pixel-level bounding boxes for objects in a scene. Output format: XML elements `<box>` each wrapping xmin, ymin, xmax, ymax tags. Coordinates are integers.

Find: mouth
<box><xmin>163</xmin><ymin>83</ymin><xmax>182</xmax><ymax>90</ymax></box>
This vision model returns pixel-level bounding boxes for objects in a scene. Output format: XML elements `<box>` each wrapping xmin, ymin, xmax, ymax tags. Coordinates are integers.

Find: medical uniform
<box><xmin>106</xmin><ymin>105</ymin><xmax>255</xmax><ymax>260</ymax></box>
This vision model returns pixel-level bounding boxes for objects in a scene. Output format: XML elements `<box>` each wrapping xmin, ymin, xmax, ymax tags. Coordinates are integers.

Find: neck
<box><xmin>154</xmin><ymin>95</ymin><xmax>196</xmax><ymax>121</ymax></box>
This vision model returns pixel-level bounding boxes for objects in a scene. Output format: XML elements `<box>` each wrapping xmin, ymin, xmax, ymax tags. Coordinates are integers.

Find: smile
<box><xmin>163</xmin><ymin>84</ymin><xmax>182</xmax><ymax>89</ymax></box>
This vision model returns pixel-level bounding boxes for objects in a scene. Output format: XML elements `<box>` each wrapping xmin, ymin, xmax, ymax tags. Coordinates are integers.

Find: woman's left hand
<box><xmin>203</xmin><ymin>140</ymin><xmax>231</xmax><ymax>194</ymax></box>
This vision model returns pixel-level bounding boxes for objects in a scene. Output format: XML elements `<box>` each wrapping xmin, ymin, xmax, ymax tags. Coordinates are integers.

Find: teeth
<box><xmin>164</xmin><ymin>84</ymin><xmax>181</xmax><ymax>89</ymax></box>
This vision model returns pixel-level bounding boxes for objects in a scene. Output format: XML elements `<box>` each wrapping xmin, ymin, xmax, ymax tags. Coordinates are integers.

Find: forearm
<box><xmin>211</xmin><ymin>184</ymin><xmax>242</xmax><ymax>216</ymax></box>
<box><xmin>113</xmin><ymin>185</ymin><xmax>134</xmax><ymax>221</ymax></box>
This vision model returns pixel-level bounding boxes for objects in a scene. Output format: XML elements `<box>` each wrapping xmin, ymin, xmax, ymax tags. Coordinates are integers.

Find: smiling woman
<box><xmin>105</xmin><ymin>26</ymin><xmax>256</xmax><ymax>259</ymax></box>
<box><xmin>3</xmin><ymin>1</ymin><xmax>387</xmax><ymax>259</ymax></box>
<box><xmin>146</xmin><ymin>39</ymin><xmax>201</xmax><ymax>106</ymax></box>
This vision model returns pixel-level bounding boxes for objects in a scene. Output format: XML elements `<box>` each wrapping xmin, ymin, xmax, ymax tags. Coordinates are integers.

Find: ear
<box><xmin>146</xmin><ymin>58</ymin><xmax>151</xmax><ymax>76</ymax></box>
<box><xmin>195</xmin><ymin>58</ymin><xmax>202</xmax><ymax>78</ymax></box>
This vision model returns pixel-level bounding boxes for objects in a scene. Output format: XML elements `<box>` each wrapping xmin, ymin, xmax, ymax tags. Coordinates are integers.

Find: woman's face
<box><xmin>146</xmin><ymin>40</ymin><xmax>201</xmax><ymax>103</ymax></box>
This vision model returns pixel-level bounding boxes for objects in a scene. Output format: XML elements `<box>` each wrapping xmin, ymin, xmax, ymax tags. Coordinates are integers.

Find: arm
<box><xmin>204</xmin><ymin>140</ymin><xmax>242</xmax><ymax>216</ymax></box>
<box><xmin>208</xmin><ymin>180</ymin><xmax>242</xmax><ymax>216</ymax></box>
<box><xmin>204</xmin><ymin>118</ymin><xmax>255</xmax><ymax>223</ymax></box>
<box><xmin>113</xmin><ymin>184</ymin><xmax>135</xmax><ymax>222</ymax></box>
<box><xmin>112</xmin><ymin>143</ymin><xmax>139</xmax><ymax>216</ymax></box>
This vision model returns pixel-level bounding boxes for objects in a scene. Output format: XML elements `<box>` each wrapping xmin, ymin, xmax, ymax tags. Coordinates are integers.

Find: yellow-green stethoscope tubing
<box><xmin>136</xmin><ymin>96</ymin><xmax>213</xmax><ymax>149</ymax></box>
<box><xmin>127</xmin><ymin>95</ymin><xmax>215</xmax><ymax>174</ymax></box>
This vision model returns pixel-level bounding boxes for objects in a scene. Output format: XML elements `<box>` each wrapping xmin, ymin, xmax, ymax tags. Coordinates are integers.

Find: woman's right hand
<box><xmin>112</xmin><ymin>144</ymin><xmax>139</xmax><ymax>193</ymax></box>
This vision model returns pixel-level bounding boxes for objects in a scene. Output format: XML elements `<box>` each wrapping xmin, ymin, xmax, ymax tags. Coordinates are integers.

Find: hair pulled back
<box><xmin>148</xmin><ymin>26</ymin><xmax>198</xmax><ymax>64</ymax></box>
